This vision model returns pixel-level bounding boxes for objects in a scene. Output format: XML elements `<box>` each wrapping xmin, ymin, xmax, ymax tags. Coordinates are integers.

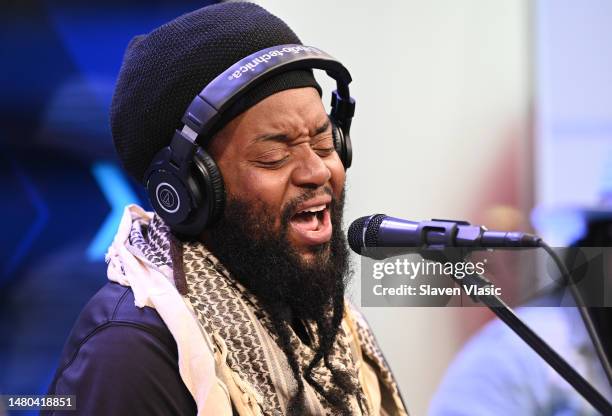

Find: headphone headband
<box><xmin>145</xmin><ymin>43</ymin><xmax>355</xmax><ymax>236</ymax></box>
<box><xmin>181</xmin><ymin>44</ymin><xmax>354</xmax><ymax>139</ymax></box>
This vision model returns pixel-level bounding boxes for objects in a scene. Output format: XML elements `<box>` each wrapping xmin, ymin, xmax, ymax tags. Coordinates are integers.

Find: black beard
<box><xmin>205</xmin><ymin>187</ymin><xmax>357</xmax><ymax>415</ymax></box>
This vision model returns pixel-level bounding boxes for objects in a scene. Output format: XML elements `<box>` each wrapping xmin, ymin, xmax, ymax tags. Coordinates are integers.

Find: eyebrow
<box><xmin>251</xmin><ymin>118</ymin><xmax>331</xmax><ymax>144</ymax></box>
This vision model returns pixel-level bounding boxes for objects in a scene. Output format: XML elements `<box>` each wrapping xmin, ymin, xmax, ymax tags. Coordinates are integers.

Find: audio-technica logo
<box><xmin>227</xmin><ymin>45</ymin><xmax>324</xmax><ymax>80</ymax></box>
<box><xmin>156</xmin><ymin>182</ymin><xmax>180</xmax><ymax>214</ymax></box>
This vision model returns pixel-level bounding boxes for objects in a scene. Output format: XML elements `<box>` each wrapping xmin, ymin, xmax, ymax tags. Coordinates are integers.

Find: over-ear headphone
<box><xmin>144</xmin><ymin>44</ymin><xmax>355</xmax><ymax>238</ymax></box>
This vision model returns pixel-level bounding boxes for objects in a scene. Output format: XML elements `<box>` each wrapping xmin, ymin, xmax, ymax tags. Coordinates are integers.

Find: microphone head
<box><xmin>348</xmin><ymin>216</ymin><xmax>369</xmax><ymax>254</ymax></box>
<box><xmin>348</xmin><ymin>214</ymin><xmax>387</xmax><ymax>255</ymax></box>
<box><xmin>364</xmin><ymin>214</ymin><xmax>386</xmax><ymax>247</ymax></box>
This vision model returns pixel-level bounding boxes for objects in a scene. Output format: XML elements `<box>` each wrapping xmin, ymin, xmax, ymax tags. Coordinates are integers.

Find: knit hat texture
<box><xmin>110</xmin><ymin>2</ymin><xmax>322</xmax><ymax>183</ymax></box>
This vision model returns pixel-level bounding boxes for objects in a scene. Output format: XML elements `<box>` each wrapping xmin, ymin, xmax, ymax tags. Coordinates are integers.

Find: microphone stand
<box><xmin>421</xmin><ymin>246</ymin><xmax>612</xmax><ymax>415</ymax></box>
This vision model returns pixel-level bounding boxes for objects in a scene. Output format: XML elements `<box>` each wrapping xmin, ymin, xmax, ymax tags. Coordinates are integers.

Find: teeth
<box><xmin>298</xmin><ymin>204</ymin><xmax>326</xmax><ymax>214</ymax></box>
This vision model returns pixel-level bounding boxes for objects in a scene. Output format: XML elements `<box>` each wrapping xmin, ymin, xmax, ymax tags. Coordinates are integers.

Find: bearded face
<box><xmin>206</xmin><ymin>186</ymin><xmax>350</xmax><ymax>321</ymax></box>
<box><xmin>201</xmin><ymin>88</ymin><xmax>355</xmax><ymax>414</ymax></box>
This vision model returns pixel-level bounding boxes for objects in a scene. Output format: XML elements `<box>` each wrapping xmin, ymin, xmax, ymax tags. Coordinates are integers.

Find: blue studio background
<box><xmin>0</xmin><ymin>0</ymin><xmax>217</xmax><ymax>410</ymax></box>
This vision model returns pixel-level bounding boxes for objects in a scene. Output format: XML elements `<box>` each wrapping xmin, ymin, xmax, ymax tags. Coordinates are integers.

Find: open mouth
<box><xmin>291</xmin><ymin>204</ymin><xmax>326</xmax><ymax>228</ymax></box>
<box><xmin>289</xmin><ymin>203</ymin><xmax>332</xmax><ymax>246</ymax></box>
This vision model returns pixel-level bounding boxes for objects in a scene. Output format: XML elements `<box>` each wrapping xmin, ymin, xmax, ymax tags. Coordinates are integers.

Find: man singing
<box><xmin>46</xmin><ymin>3</ymin><xmax>408</xmax><ymax>415</ymax></box>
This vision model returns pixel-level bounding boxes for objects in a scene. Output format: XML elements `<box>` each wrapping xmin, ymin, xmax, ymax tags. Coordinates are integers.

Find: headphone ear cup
<box><xmin>145</xmin><ymin>146</ymin><xmax>195</xmax><ymax>229</ymax></box>
<box><xmin>146</xmin><ymin>145</ymin><xmax>225</xmax><ymax>238</ymax></box>
<box><xmin>331</xmin><ymin>118</ymin><xmax>352</xmax><ymax>170</ymax></box>
<box><xmin>192</xmin><ymin>147</ymin><xmax>225</xmax><ymax>226</ymax></box>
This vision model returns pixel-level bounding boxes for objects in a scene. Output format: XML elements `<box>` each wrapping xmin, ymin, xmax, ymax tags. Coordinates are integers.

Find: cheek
<box><xmin>328</xmin><ymin>159</ymin><xmax>346</xmax><ymax>197</ymax></box>
<box><xmin>223</xmin><ymin>164</ymin><xmax>288</xmax><ymax>217</ymax></box>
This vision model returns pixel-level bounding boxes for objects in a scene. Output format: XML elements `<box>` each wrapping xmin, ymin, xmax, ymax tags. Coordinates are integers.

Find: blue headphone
<box><xmin>144</xmin><ymin>44</ymin><xmax>355</xmax><ymax>238</ymax></box>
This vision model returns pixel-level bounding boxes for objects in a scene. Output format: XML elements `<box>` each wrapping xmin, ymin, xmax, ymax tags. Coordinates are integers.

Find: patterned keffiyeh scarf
<box><xmin>129</xmin><ymin>214</ymin><xmax>407</xmax><ymax>416</ymax></box>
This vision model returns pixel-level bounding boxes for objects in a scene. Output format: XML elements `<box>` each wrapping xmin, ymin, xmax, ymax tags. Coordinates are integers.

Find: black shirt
<box><xmin>44</xmin><ymin>282</ymin><xmax>197</xmax><ymax>415</ymax></box>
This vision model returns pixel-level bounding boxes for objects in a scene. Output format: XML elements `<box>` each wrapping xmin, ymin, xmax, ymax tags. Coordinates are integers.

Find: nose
<box><xmin>290</xmin><ymin>146</ymin><xmax>331</xmax><ymax>188</ymax></box>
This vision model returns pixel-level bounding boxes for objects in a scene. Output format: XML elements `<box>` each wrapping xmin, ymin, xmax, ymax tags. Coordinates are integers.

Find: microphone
<box><xmin>348</xmin><ymin>214</ymin><xmax>541</xmax><ymax>259</ymax></box>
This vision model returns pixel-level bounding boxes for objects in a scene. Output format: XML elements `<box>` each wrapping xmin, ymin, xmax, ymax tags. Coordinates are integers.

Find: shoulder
<box><xmin>46</xmin><ymin>282</ymin><xmax>196</xmax><ymax>415</ymax></box>
<box><xmin>343</xmin><ymin>299</ymin><xmax>388</xmax><ymax>371</ymax></box>
<box><xmin>344</xmin><ymin>298</ymin><xmax>369</xmax><ymax>330</ymax></box>
<box><xmin>344</xmin><ymin>298</ymin><xmax>379</xmax><ymax>349</ymax></box>
<box><xmin>54</xmin><ymin>282</ymin><xmax>175</xmax><ymax>370</ymax></box>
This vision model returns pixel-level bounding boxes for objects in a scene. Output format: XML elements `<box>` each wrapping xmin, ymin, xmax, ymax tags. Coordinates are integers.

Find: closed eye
<box><xmin>252</xmin><ymin>153</ymin><xmax>289</xmax><ymax>169</ymax></box>
<box><xmin>312</xmin><ymin>135</ymin><xmax>335</xmax><ymax>156</ymax></box>
<box><xmin>314</xmin><ymin>146</ymin><xmax>335</xmax><ymax>157</ymax></box>
<box><xmin>257</xmin><ymin>159</ymin><xmax>287</xmax><ymax>168</ymax></box>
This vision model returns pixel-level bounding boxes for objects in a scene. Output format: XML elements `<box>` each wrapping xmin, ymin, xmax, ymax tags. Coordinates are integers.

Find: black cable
<box><xmin>539</xmin><ymin>240</ymin><xmax>612</xmax><ymax>387</ymax></box>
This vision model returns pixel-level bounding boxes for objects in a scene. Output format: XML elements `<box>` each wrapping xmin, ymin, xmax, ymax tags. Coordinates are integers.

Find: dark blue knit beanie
<box><xmin>110</xmin><ymin>2</ymin><xmax>322</xmax><ymax>183</ymax></box>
